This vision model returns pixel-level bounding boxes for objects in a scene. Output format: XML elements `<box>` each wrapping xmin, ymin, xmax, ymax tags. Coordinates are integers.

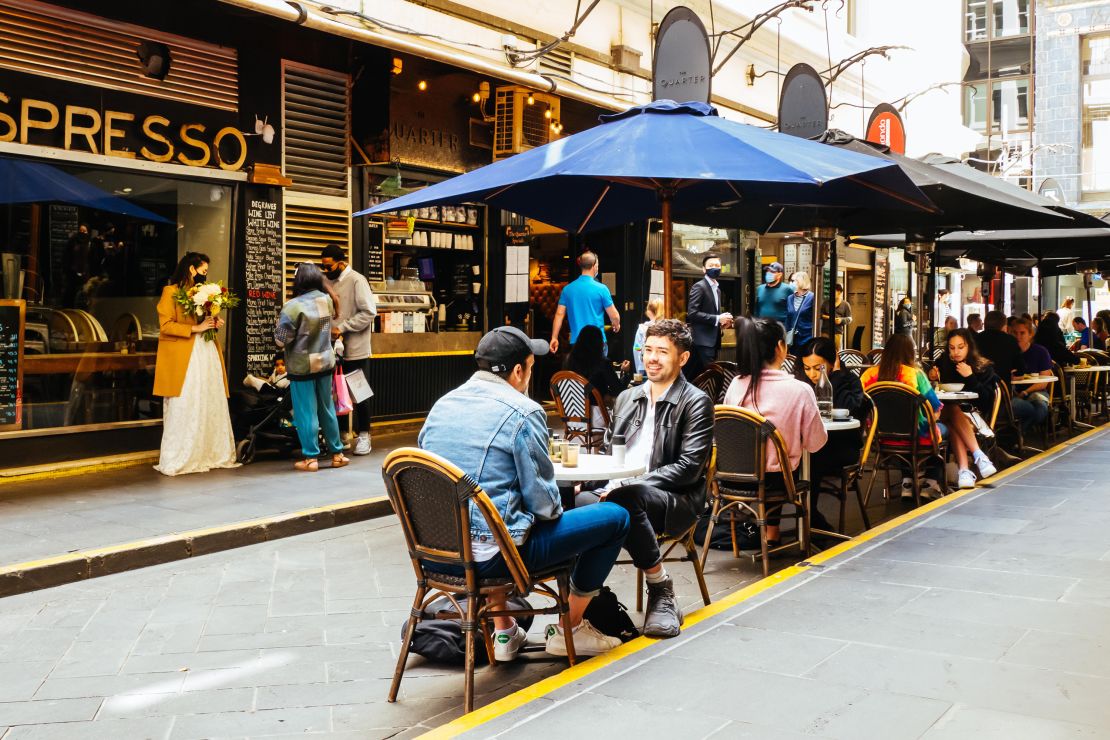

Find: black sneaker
<box><xmin>643</xmin><ymin>576</ymin><xmax>683</xmax><ymax>638</ymax></box>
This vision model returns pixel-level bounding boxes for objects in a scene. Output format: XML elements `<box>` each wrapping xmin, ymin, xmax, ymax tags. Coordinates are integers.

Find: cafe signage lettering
<box><xmin>0</xmin><ymin>90</ymin><xmax>248</xmax><ymax>171</ymax></box>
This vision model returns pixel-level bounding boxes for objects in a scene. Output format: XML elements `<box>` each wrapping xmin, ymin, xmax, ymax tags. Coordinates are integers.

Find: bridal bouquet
<box><xmin>174</xmin><ymin>281</ymin><xmax>240</xmax><ymax>341</ymax></box>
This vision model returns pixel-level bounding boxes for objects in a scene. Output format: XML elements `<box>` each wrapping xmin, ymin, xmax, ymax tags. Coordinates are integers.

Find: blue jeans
<box><xmin>432</xmin><ymin>503</ymin><xmax>629</xmax><ymax>598</ymax></box>
<box><xmin>1012</xmin><ymin>398</ymin><xmax>1048</xmax><ymax>433</ymax></box>
<box><xmin>289</xmin><ymin>375</ymin><xmax>343</xmax><ymax>457</ymax></box>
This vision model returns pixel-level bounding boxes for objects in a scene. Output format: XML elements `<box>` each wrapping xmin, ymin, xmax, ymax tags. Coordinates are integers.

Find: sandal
<box><xmin>331</xmin><ymin>453</ymin><xmax>350</xmax><ymax>468</ymax></box>
<box><xmin>294</xmin><ymin>458</ymin><xmax>319</xmax><ymax>472</ymax></box>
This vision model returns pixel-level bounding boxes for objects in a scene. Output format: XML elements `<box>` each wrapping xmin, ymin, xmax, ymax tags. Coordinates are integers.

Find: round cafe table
<box><xmin>936</xmin><ymin>390</ymin><xmax>979</xmax><ymax>402</ymax></box>
<box><xmin>552</xmin><ymin>453</ymin><xmax>646</xmax><ymax>509</ymax></box>
<box><xmin>803</xmin><ymin>417</ymin><xmax>861</xmax><ymax>543</ymax></box>
<box><xmin>1062</xmin><ymin>366</ymin><xmax>1110</xmax><ymax>430</ymax></box>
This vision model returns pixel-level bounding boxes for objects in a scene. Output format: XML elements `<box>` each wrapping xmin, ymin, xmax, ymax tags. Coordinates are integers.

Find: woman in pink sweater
<box><xmin>723</xmin><ymin>317</ymin><xmax>827</xmax><ymax>545</ymax></box>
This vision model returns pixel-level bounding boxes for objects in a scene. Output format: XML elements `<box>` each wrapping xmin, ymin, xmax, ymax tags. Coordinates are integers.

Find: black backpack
<box><xmin>399</xmin><ymin>594</ymin><xmax>535</xmax><ymax>665</ymax></box>
<box><xmin>582</xmin><ymin>586</ymin><xmax>639</xmax><ymax>642</ymax></box>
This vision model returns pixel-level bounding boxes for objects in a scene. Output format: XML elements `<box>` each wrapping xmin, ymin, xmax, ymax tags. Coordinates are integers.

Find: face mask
<box><xmin>765</xmin><ymin>272</ymin><xmax>777</xmax><ymax>284</ymax></box>
<box><xmin>325</xmin><ymin>267</ymin><xmax>343</xmax><ymax>280</ymax></box>
<box><xmin>194</xmin><ymin>273</ymin><xmax>206</xmax><ymax>284</ymax></box>
<box><xmin>706</xmin><ymin>267</ymin><xmax>722</xmax><ymax>279</ymax></box>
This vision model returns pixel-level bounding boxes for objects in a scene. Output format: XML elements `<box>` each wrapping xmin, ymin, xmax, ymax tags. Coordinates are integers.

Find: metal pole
<box><xmin>661</xmin><ymin>195</ymin><xmax>673</xmax><ymax>319</ymax></box>
<box><xmin>808</xmin><ymin>227</ymin><xmax>836</xmax><ymax>344</ymax></box>
<box><xmin>828</xmin><ymin>235</ymin><xmax>839</xmax><ymax>345</ymax></box>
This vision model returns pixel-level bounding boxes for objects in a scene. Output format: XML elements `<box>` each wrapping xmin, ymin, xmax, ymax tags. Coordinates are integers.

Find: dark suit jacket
<box><xmin>687</xmin><ymin>277</ymin><xmax>723</xmax><ymax>349</ymax></box>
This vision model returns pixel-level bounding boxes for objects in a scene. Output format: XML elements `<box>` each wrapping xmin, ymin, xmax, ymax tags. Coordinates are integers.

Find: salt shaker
<box><xmin>610</xmin><ymin>434</ymin><xmax>626</xmax><ymax>465</ymax></box>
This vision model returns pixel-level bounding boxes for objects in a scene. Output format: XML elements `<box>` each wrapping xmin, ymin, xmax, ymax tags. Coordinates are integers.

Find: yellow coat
<box><xmin>153</xmin><ymin>284</ymin><xmax>230</xmax><ymax>398</ymax></box>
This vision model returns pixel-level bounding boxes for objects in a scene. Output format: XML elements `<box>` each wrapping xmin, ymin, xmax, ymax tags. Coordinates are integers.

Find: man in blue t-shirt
<box><xmin>754</xmin><ymin>261</ymin><xmax>794</xmax><ymax>325</ymax></box>
<box><xmin>550</xmin><ymin>251</ymin><xmax>621</xmax><ymax>353</ymax></box>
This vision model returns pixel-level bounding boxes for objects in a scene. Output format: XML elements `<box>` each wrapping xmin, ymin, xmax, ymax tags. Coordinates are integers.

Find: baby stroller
<box><xmin>230</xmin><ymin>384</ymin><xmax>299</xmax><ymax>464</ymax></box>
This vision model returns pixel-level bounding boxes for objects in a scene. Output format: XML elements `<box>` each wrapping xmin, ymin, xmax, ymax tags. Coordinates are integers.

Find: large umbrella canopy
<box><xmin>0</xmin><ymin>156</ymin><xmax>171</xmax><ymax>223</ymax></box>
<box><xmin>685</xmin><ymin>130</ymin><xmax>1071</xmax><ymax>234</ymax></box>
<box><xmin>355</xmin><ymin>101</ymin><xmax>934</xmax><ymax>234</ymax></box>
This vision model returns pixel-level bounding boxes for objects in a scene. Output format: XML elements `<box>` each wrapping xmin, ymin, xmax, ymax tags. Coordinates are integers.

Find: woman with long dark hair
<box><xmin>1034</xmin><ymin>311</ymin><xmax>1078</xmax><ymax>368</ymax></box>
<box><xmin>153</xmin><ymin>252</ymin><xmax>238</xmax><ymax>476</ymax></box>
<box><xmin>723</xmin><ymin>317</ymin><xmax>827</xmax><ymax>545</ymax></box>
<box><xmin>929</xmin><ymin>328</ymin><xmax>998</xmax><ymax>488</ymax></box>
<box><xmin>275</xmin><ymin>262</ymin><xmax>348</xmax><ymax>472</ymax></box>
<box><xmin>564</xmin><ymin>324</ymin><xmax>629</xmax><ymax>432</ymax></box>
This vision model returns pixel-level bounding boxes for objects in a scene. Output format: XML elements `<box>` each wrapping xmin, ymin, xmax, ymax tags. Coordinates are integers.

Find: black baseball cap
<box><xmin>475</xmin><ymin>326</ymin><xmax>549</xmax><ymax>373</ymax></box>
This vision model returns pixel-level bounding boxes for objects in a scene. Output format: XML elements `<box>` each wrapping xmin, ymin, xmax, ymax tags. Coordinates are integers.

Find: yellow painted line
<box><xmin>0</xmin><ymin>495</ymin><xmax>389</xmax><ymax>577</ymax></box>
<box><xmin>0</xmin><ymin>452</ymin><xmax>158</xmax><ymax>486</ymax></box>
<box><xmin>374</xmin><ymin>351</ymin><xmax>475</xmax><ymax>358</ymax></box>
<box><xmin>423</xmin><ymin>423</ymin><xmax>1109</xmax><ymax>739</ymax></box>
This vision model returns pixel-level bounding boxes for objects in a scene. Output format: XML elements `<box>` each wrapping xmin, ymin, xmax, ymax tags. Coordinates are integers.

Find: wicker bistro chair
<box><xmin>1048</xmin><ymin>362</ymin><xmax>1069</xmax><ymax>440</ymax></box>
<box><xmin>382</xmin><ymin>448</ymin><xmax>577</xmax><ymax>714</ymax></box>
<box><xmin>550</xmin><ymin>371</ymin><xmax>610</xmax><ymax>451</ymax></box>
<box><xmin>780</xmin><ymin>354</ymin><xmax>797</xmax><ymax>375</ymax></box>
<box><xmin>992</xmin><ymin>379</ymin><xmax>1032</xmax><ymax>454</ymax></box>
<box><xmin>838</xmin><ymin>349</ymin><xmax>869</xmax><ymax>377</ymax></box>
<box><xmin>701</xmin><ymin>406</ymin><xmax>810</xmax><ymax>578</ymax></box>
<box><xmin>693</xmin><ymin>366</ymin><xmax>727</xmax><ymax>405</ymax></box>
<box><xmin>866</xmin><ymin>348</ymin><xmax>884</xmax><ymax>365</ymax></box>
<box><xmin>710</xmin><ymin>362</ymin><xmax>740</xmax><ymax>400</ymax></box>
<box><xmin>615</xmin><ymin>449</ymin><xmax>715</xmax><ymax>612</ymax></box>
<box><xmin>862</xmin><ymin>382</ymin><xmax>949</xmax><ymax>508</ymax></box>
<box><xmin>812</xmin><ymin>397</ymin><xmax>878</xmax><ymax>539</ymax></box>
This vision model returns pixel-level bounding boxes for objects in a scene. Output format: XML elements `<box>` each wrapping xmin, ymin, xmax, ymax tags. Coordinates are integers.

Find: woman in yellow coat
<box><xmin>153</xmin><ymin>252</ymin><xmax>238</xmax><ymax>476</ymax></box>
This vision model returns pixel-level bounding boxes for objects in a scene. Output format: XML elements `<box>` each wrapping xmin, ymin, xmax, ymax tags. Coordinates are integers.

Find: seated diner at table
<box><xmin>861</xmin><ymin>333</ymin><xmax>948</xmax><ymax>497</ymax></box>
<box><xmin>1035</xmin><ymin>311</ymin><xmax>1079</xmax><ymax>368</ymax></box>
<box><xmin>418</xmin><ymin>326</ymin><xmax>629</xmax><ymax>660</ymax></box>
<box><xmin>575</xmin><ymin>319</ymin><xmax>714</xmax><ymax>639</ymax></box>
<box><xmin>1011</xmin><ymin>317</ymin><xmax>1053</xmax><ymax>432</ymax></box>
<box><xmin>928</xmin><ymin>329</ymin><xmax>999</xmax><ymax>488</ymax></box>
<box><xmin>722</xmin><ymin>318</ymin><xmax>828</xmax><ymax>547</ymax></box>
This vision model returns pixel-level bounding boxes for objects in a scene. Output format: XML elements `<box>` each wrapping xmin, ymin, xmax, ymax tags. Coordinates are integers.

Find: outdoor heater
<box><xmin>806</xmin><ymin>226</ymin><xmax>837</xmax><ymax>343</ymax></box>
<box><xmin>905</xmin><ymin>236</ymin><xmax>936</xmax><ymax>357</ymax></box>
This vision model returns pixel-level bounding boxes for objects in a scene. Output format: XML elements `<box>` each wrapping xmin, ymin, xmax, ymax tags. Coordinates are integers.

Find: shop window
<box><xmin>964</xmin><ymin>83</ymin><xmax>988</xmax><ymax>133</ymax></box>
<box><xmin>1082</xmin><ymin>34</ymin><xmax>1110</xmax><ymax>199</ymax></box>
<box><xmin>1</xmin><ymin>163</ymin><xmax>231</xmax><ymax>433</ymax></box>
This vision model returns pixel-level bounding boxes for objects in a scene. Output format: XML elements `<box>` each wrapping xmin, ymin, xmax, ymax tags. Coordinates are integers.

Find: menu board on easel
<box><xmin>873</xmin><ymin>250</ymin><xmax>889</xmax><ymax>345</ymax></box>
<box><xmin>0</xmin><ymin>300</ymin><xmax>25</xmax><ymax>430</ymax></box>
<box><xmin>243</xmin><ymin>193</ymin><xmax>283</xmax><ymax>376</ymax></box>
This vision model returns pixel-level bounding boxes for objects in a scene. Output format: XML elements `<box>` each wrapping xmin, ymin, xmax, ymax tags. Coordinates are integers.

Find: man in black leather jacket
<box><xmin>576</xmin><ymin>319</ymin><xmax>714</xmax><ymax>637</ymax></box>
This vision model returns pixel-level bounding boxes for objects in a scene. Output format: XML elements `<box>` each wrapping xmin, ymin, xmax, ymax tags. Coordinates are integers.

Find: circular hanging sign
<box><xmin>865</xmin><ymin>103</ymin><xmax>906</xmax><ymax>154</ymax></box>
<box><xmin>778</xmin><ymin>63</ymin><xmax>828</xmax><ymax>139</ymax></box>
<box><xmin>652</xmin><ymin>7</ymin><xmax>712</xmax><ymax>104</ymax></box>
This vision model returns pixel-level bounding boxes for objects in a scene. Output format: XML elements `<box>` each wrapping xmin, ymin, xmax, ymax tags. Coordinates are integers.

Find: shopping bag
<box><xmin>344</xmin><ymin>368</ymin><xmax>374</xmax><ymax>404</ymax></box>
<box><xmin>333</xmin><ymin>366</ymin><xmax>353</xmax><ymax>415</ymax></box>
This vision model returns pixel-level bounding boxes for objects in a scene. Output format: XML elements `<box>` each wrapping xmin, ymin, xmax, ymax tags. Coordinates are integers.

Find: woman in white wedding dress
<box><xmin>153</xmin><ymin>252</ymin><xmax>239</xmax><ymax>476</ymax></box>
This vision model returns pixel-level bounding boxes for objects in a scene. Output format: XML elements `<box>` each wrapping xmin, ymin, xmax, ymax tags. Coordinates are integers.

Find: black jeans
<box><xmin>339</xmin><ymin>357</ymin><xmax>372</xmax><ymax>435</ymax></box>
<box><xmin>576</xmin><ymin>482</ymin><xmax>671</xmax><ymax>571</ymax></box>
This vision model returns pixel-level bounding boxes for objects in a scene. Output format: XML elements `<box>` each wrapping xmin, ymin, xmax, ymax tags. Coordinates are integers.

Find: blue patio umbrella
<box><xmin>0</xmin><ymin>156</ymin><xmax>172</xmax><ymax>223</ymax></box>
<box><xmin>356</xmin><ymin>100</ymin><xmax>932</xmax><ymax>313</ymax></box>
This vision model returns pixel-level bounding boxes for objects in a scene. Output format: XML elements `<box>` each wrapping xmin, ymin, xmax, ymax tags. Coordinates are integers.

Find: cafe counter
<box><xmin>367</xmin><ymin>331</ymin><xmax>480</xmax><ymax>420</ymax></box>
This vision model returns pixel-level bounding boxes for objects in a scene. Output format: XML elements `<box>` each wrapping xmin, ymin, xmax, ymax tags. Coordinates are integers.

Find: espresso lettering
<box><xmin>177</xmin><ymin>123</ymin><xmax>210</xmax><ymax>167</ymax></box>
<box><xmin>103</xmin><ymin>110</ymin><xmax>135</xmax><ymax>159</ymax></box>
<box><xmin>64</xmin><ymin>106</ymin><xmax>101</xmax><ymax>153</ymax></box>
<box><xmin>0</xmin><ymin>92</ymin><xmax>15</xmax><ymax>143</ymax></box>
<box><xmin>213</xmin><ymin>126</ymin><xmax>247</xmax><ymax>171</ymax></box>
<box><xmin>19</xmin><ymin>98</ymin><xmax>59</xmax><ymax>145</ymax></box>
<box><xmin>140</xmin><ymin>115</ymin><xmax>174</xmax><ymax>162</ymax></box>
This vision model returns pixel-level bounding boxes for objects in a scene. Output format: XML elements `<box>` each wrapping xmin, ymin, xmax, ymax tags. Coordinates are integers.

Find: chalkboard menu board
<box><xmin>243</xmin><ymin>195</ymin><xmax>283</xmax><ymax>376</ymax></box>
<box><xmin>873</xmin><ymin>250</ymin><xmax>889</xmax><ymax>345</ymax></box>
<box><xmin>48</xmin><ymin>205</ymin><xmax>79</xmax><ymax>301</ymax></box>
<box><xmin>0</xmin><ymin>300</ymin><xmax>25</xmax><ymax>430</ymax></box>
<box><xmin>366</xmin><ymin>222</ymin><xmax>385</xmax><ymax>282</ymax></box>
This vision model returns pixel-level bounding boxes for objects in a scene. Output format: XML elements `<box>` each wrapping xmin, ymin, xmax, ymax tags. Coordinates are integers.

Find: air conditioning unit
<box><xmin>493</xmin><ymin>87</ymin><xmax>562</xmax><ymax>160</ymax></box>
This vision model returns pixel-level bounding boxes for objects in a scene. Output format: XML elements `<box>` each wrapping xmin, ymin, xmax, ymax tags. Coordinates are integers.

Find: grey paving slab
<box><xmin>921</xmin><ymin>705</ymin><xmax>1103</xmax><ymax>739</ymax></box>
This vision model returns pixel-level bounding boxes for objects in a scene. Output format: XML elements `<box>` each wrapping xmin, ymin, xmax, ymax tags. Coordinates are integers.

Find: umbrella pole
<box><xmin>662</xmin><ymin>195</ymin><xmax>673</xmax><ymax>319</ymax></box>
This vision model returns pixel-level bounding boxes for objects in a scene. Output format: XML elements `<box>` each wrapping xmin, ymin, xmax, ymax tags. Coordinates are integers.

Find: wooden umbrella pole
<box><xmin>662</xmin><ymin>195</ymin><xmax>673</xmax><ymax>319</ymax></box>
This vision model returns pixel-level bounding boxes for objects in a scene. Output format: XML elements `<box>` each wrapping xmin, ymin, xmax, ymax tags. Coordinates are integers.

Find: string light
<box><xmin>418</xmin><ymin>80</ymin><xmax>428</xmax><ymax>91</ymax></box>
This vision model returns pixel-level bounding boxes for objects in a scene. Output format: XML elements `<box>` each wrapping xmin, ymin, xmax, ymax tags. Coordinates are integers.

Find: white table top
<box><xmin>822</xmin><ymin>417</ymin><xmax>861</xmax><ymax>431</ymax></box>
<box><xmin>552</xmin><ymin>453</ymin><xmax>646</xmax><ymax>482</ymax></box>
<box><xmin>1011</xmin><ymin>375</ymin><xmax>1058</xmax><ymax>385</ymax></box>
<box><xmin>937</xmin><ymin>390</ymin><xmax>979</xmax><ymax>401</ymax></box>
<box><xmin>1063</xmin><ymin>365</ymin><xmax>1110</xmax><ymax>373</ymax></box>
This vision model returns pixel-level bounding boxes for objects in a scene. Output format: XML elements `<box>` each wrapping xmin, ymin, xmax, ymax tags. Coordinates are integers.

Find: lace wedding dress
<box><xmin>155</xmin><ymin>338</ymin><xmax>240</xmax><ymax>476</ymax></box>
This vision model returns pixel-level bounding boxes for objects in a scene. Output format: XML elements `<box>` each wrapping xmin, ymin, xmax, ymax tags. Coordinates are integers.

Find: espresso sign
<box><xmin>652</xmin><ymin>7</ymin><xmax>712</xmax><ymax>103</ymax></box>
<box><xmin>778</xmin><ymin>64</ymin><xmax>828</xmax><ymax>139</ymax></box>
<box><xmin>865</xmin><ymin>103</ymin><xmax>906</xmax><ymax>154</ymax></box>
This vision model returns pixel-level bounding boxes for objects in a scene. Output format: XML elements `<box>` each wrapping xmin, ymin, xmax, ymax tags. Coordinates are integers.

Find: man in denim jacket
<box><xmin>419</xmin><ymin>326</ymin><xmax>630</xmax><ymax>661</ymax></box>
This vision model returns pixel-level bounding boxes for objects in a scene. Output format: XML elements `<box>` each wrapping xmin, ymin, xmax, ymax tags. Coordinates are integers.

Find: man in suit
<box><xmin>686</xmin><ymin>254</ymin><xmax>732</xmax><ymax>368</ymax></box>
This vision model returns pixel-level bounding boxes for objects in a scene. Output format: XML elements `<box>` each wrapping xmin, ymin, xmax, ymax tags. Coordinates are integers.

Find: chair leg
<box><xmin>836</xmin><ymin>478</ymin><xmax>848</xmax><ymax>533</ymax></box>
<box><xmin>684</xmin><ymin>535</ymin><xmax>711</xmax><ymax>606</ymax></box>
<box><xmin>758</xmin><ymin>503</ymin><xmax>770</xmax><ymax>579</ymax></box>
<box><xmin>479</xmin><ymin>611</ymin><xmax>496</xmax><ymax>666</ymax></box>
<box><xmin>635</xmin><ymin>567</ymin><xmax>644</xmax><ymax>613</ymax></box>
<box><xmin>463</xmin><ymin>593</ymin><xmax>478</xmax><ymax>714</ymax></box>
<box><xmin>854</xmin><ymin>476</ymin><xmax>872</xmax><ymax>531</ymax></box>
<box><xmin>556</xmin><ymin>572</ymin><xmax>577</xmax><ymax>667</ymax></box>
<box><xmin>700</xmin><ymin>497</ymin><xmax>721</xmax><ymax>571</ymax></box>
<box><xmin>389</xmin><ymin>585</ymin><xmax>425</xmax><ymax>703</ymax></box>
<box><xmin>798</xmin><ymin>500</ymin><xmax>811</xmax><ymax>557</ymax></box>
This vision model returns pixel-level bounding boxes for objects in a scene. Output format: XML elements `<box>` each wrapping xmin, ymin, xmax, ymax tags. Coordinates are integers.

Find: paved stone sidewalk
<box><xmin>465</xmin><ymin>430</ymin><xmax>1110</xmax><ymax>739</ymax></box>
<box><xmin>0</xmin><ymin>505</ymin><xmax>778</xmax><ymax>739</ymax></box>
<box><xmin>0</xmin><ymin>431</ymin><xmax>415</xmax><ymax>567</ymax></box>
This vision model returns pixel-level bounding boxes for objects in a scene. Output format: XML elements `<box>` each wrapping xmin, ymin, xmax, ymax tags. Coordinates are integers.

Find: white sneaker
<box><xmin>975</xmin><ymin>456</ymin><xmax>997</xmax><ymax>479</ymax></box>
<box><xmin>493</xmin><ymin>624</ymin><xmax>528</xmax><ymax>662</ymax></box>
<box><xmin>900</xmin><ymin>477</ymin><xmax>913</xmax><ymax>500</ymax></box>
<box><xmin>544</xmin><ymin>619</ymin><xmax>622</xmax><ymax>657</ymax></box>
<box><xmin>353</xmin><ymin>434</ymin><xmax>371</xmax><ymax>456</ymax></box>
<box><xmin>956</xmin><ymin>469</ymin><xmax>977</xmax><ymax>490</ymax></box>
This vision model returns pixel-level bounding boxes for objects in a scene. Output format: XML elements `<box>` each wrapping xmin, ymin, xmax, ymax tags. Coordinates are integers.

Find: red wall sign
<box><xmin>865</xmin><ymin>103</ymin><xmax>906</xmax><ymax>154</ymax></box>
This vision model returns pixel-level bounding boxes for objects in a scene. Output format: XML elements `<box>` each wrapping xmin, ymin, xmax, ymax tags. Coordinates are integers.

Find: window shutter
<box><xmin>282</xmin><ymin>63</ymin><xmax>350</xmax><ymax>198</ymax></box>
